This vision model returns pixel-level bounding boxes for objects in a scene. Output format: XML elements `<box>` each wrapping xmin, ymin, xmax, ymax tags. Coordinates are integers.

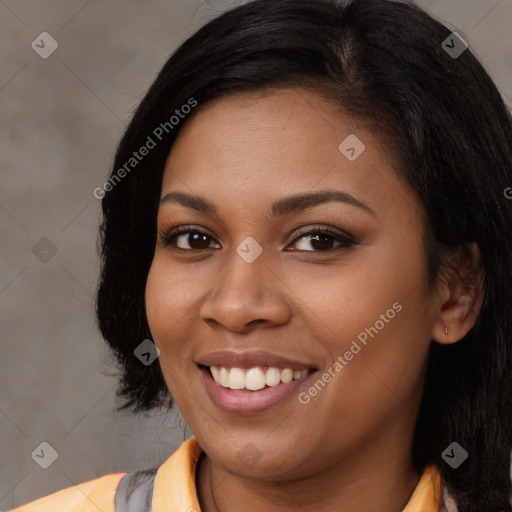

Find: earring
<box><xmin>445</xmin><ymin>327</ymin><xmax>449</xmax><ymax>336</ymax></box>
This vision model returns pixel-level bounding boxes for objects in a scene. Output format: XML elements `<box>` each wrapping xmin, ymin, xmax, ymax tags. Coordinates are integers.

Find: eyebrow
<box><xmin>159</xmin><ymin>189</ymin><xmax>375</xmax><ymax>217</ymax></box>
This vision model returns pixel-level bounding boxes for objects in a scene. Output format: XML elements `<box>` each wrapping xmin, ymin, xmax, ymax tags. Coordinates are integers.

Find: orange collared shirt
<box><xmin>10</xmin><ymin>437</ymin><xmax>442</xmax><ymax>512</ymax></box>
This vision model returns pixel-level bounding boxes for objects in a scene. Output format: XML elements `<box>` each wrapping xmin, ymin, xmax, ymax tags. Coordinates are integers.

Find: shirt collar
<box><xmin>402</xmin><ymin>463</ymin><xmax>442</xmax><ymax>511</ymax></box>
<box><xmin>152</xmin><ymin>437</ymin><xmax>442</xmax><ymax>512</ymax></box>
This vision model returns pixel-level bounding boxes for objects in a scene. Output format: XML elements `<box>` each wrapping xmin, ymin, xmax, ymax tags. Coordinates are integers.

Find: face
<box><xmin>145</xmin><ymin>87</ymin><xmax>442</xmax><ymax>480</ymax></box>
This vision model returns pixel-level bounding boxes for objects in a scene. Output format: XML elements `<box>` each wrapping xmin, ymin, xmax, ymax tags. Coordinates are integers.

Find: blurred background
<box><xmin>1</xmin><ymin>0</ymin><xmax>511</xmax><ymax>508</ymax></box>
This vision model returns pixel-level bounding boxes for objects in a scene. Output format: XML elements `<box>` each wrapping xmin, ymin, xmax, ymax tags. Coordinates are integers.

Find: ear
<box><xmin>431</xmin><ymin>242</ymin><xmax>485</xmax><ymax>344</ymax></box>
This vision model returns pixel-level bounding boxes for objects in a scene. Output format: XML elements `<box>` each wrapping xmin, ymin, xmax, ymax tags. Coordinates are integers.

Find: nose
<box><xmin>199</xmin><ymin>251</ymin><xmax>292</xmax><ymax>333</ymax></box>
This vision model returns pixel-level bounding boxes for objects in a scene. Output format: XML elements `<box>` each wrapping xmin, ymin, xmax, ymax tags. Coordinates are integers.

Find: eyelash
<box><xmin>158</xmin><ymin>224</ymin><xmax>357</xmax><ymax>254</ymax></box>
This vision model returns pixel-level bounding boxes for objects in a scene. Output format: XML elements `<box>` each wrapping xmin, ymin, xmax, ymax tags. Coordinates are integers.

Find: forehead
<box><xmin>160</xmin><ymin>87</ymin><xmax>416</xmax><ymax>221</ymax></box>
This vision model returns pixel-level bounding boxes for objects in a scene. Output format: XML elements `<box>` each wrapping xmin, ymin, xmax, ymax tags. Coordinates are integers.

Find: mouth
<box><xmin>198</xmin><ymin>363</ymin><xmax>318</xmax><ymax>414</ymax></box>
<box><xmin>201</xmin><ymin>364</ymin><xmax>312</xmax><ymax>391</ymax></box>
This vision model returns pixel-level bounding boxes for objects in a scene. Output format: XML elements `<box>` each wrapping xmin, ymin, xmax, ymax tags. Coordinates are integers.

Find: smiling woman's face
<box><xmin>145</xmin><ymin>87</ymin><xmax>444</xmax><ymax>481</ymax></box>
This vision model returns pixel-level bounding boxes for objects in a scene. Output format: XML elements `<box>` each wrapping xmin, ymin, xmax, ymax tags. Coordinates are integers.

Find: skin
<box><xmin>145</xmin><ymin>87</ymin><xmax>484</xmax><ymax>512</ymax></box>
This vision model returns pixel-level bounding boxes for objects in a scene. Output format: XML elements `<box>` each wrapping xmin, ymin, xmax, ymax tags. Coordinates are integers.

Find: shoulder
<box><xmin>7</xmin><ymin>437</ymin><xmax>202</xmax><ymax>512</ymax></box>
<box><xmin>8</xmin><ymin>472</ymin><xmax>127</xmax><ymax>512</ymax></box>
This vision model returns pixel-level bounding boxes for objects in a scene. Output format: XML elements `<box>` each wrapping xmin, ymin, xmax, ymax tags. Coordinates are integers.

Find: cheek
<box><xmin>144</xmin><ymin>257</ymin><xmax>201</xmax><ymax>380</ymax></box>
<box><xmin>145</xmin><ymin>256</ymin><xmax>201</xmax><ymax>333</ymax></box>
<box><xmin>144</xmin><ymin>258</ymin><xmax>202</xmax><ymax>402</ymax></box>
<box><xmin>317</xmin><ymin>244</ymin><xmax>432</xmax><ymax>417</ymax></box>
<box><xmin>332</xmin><ymin>294</ymin><xmax>431</xmax><ymax>420</ymax></box>
<box><xmin>144</xmin><ymin>262</ymin><xmax>168</xmax><ymax>337</ymax></box>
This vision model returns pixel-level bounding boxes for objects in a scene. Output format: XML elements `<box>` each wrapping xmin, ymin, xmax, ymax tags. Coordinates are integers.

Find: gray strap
<box><xmin>114</xmin><ymin>468</ymin><xmax>158</xmax><ymax>512</ymax></box>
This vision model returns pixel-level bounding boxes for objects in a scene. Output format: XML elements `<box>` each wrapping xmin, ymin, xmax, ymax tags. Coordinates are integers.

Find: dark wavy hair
<box><xmin>96</xmin><ymin>0</ymin><xmax>512</xmax><ymax>509</ymax></box>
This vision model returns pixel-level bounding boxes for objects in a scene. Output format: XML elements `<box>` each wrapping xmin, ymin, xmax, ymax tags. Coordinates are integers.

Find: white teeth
<box><xmin>245</xmin><ymin>367</ymin><xmax>266</xmax><ymax>391</ymax></box>
<box><xmin>228</xmin><ymin>368</ymin><xmax>245</xmax><ymax>389</ymax></box>
<box><xmin>219</xmin><ymin>367</ymin><xmax>229</xmax><ymax>387</ymax></box>
<box><xmin>265</xmin><ymin>367</ymin><xmax>281</xmax><ymax>387</ymax></box>
<box><xmin>281</xmin><ymin>368</ymin><xmax>293</xmax><ymax>383</ymax></box>
<box><xmin>210</xmin><ymin>365</ymin><xmax>220</xmax><ymax>382</ymax></box>
<box><xmin>209</xmin><ymin>365</ymin><xmax>310</xmax><ymax>390</ymax></box>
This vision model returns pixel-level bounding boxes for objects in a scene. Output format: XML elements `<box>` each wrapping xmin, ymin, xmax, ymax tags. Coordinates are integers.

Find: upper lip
<box><xmin>196</xmin><ymin>350</ymin><xmax>317</xmax><ymax>370</ymax></box>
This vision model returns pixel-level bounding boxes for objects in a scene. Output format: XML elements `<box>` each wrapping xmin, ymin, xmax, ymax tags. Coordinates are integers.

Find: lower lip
<box><xmin>200</xmin><ymin>366</ymin><xmax>316</xmax><ymax>414</ymax></box>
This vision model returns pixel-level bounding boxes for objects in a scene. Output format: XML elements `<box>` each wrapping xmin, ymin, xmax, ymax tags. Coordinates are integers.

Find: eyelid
<box><xmin>290</xmin><ymin>224</ymin><xmax>356</xmax><ymax>243</ymax></box>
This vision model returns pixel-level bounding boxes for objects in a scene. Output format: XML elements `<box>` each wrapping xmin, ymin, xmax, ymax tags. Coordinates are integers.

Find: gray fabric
<box><xmin>442</xmin><ymin>485</ymin><xmax>458</xmax><ymax>512</ymax></box>
<box><xmin>114</xmin><ymin>468</ymin><xmax>158</xmax><ymax>512</ymax></box>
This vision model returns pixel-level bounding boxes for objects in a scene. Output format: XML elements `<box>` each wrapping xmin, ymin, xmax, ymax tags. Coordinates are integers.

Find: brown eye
<box><xmin>288</xmin><ymin>227</ymin><xmax>355</xmax><ymax>253</ymax></box>
<box><xmin>178</xmin><ymin>231</ymin><xmax>212</xmax><ymax>250</ymax></box>
<box><xmin>301</xmin><ymin>233</ymin><xmax>337</xmax><ymax>251</ymax></box>
<box><xmin>160</xmin><ymin>227</ymin><xmax>220</xmax><ymax>251</ymax></box>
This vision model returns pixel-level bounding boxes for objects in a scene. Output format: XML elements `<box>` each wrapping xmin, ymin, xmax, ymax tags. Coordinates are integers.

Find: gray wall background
<box><xmin>1</xmin><ymin>0</ymin><xmax>511</xmax><ymax>509</ymax></box>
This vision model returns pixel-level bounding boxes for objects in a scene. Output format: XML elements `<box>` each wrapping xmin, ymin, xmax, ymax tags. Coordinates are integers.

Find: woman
<box><xmin>10</xmin><ymin>0</ymin><xmax>512</xmax><ymax>510</ymax></box>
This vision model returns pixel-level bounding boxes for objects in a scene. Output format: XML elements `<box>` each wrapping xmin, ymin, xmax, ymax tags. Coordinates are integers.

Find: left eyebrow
<box><xmin>159</xmin><ymin>189</ymin><xmax>375</xmax><ymax>217</ymax></box>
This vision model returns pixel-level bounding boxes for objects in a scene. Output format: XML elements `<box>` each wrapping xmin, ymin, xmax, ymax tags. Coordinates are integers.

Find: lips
<box><xmin>196</xmin><ymin>350</ymin><xmax>318</xmax><ymax>414</ymax></box>
<box><xmin>196</xmin><ymin>349</ymin><xmax>317</xmax><ymax>370</ymax></box>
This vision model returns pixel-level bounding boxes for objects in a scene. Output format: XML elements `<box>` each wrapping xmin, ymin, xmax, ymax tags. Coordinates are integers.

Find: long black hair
<box><xmin>96</xmin><ymin>0</ymin><xmax>512</xmax><ymax>509</ymax></box>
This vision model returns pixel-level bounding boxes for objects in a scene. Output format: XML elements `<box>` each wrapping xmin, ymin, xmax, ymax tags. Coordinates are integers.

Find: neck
<box><xmin>196</xmin><ymin>445</ymin><xmax>421</xmax><ymax>512</ymax></box>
